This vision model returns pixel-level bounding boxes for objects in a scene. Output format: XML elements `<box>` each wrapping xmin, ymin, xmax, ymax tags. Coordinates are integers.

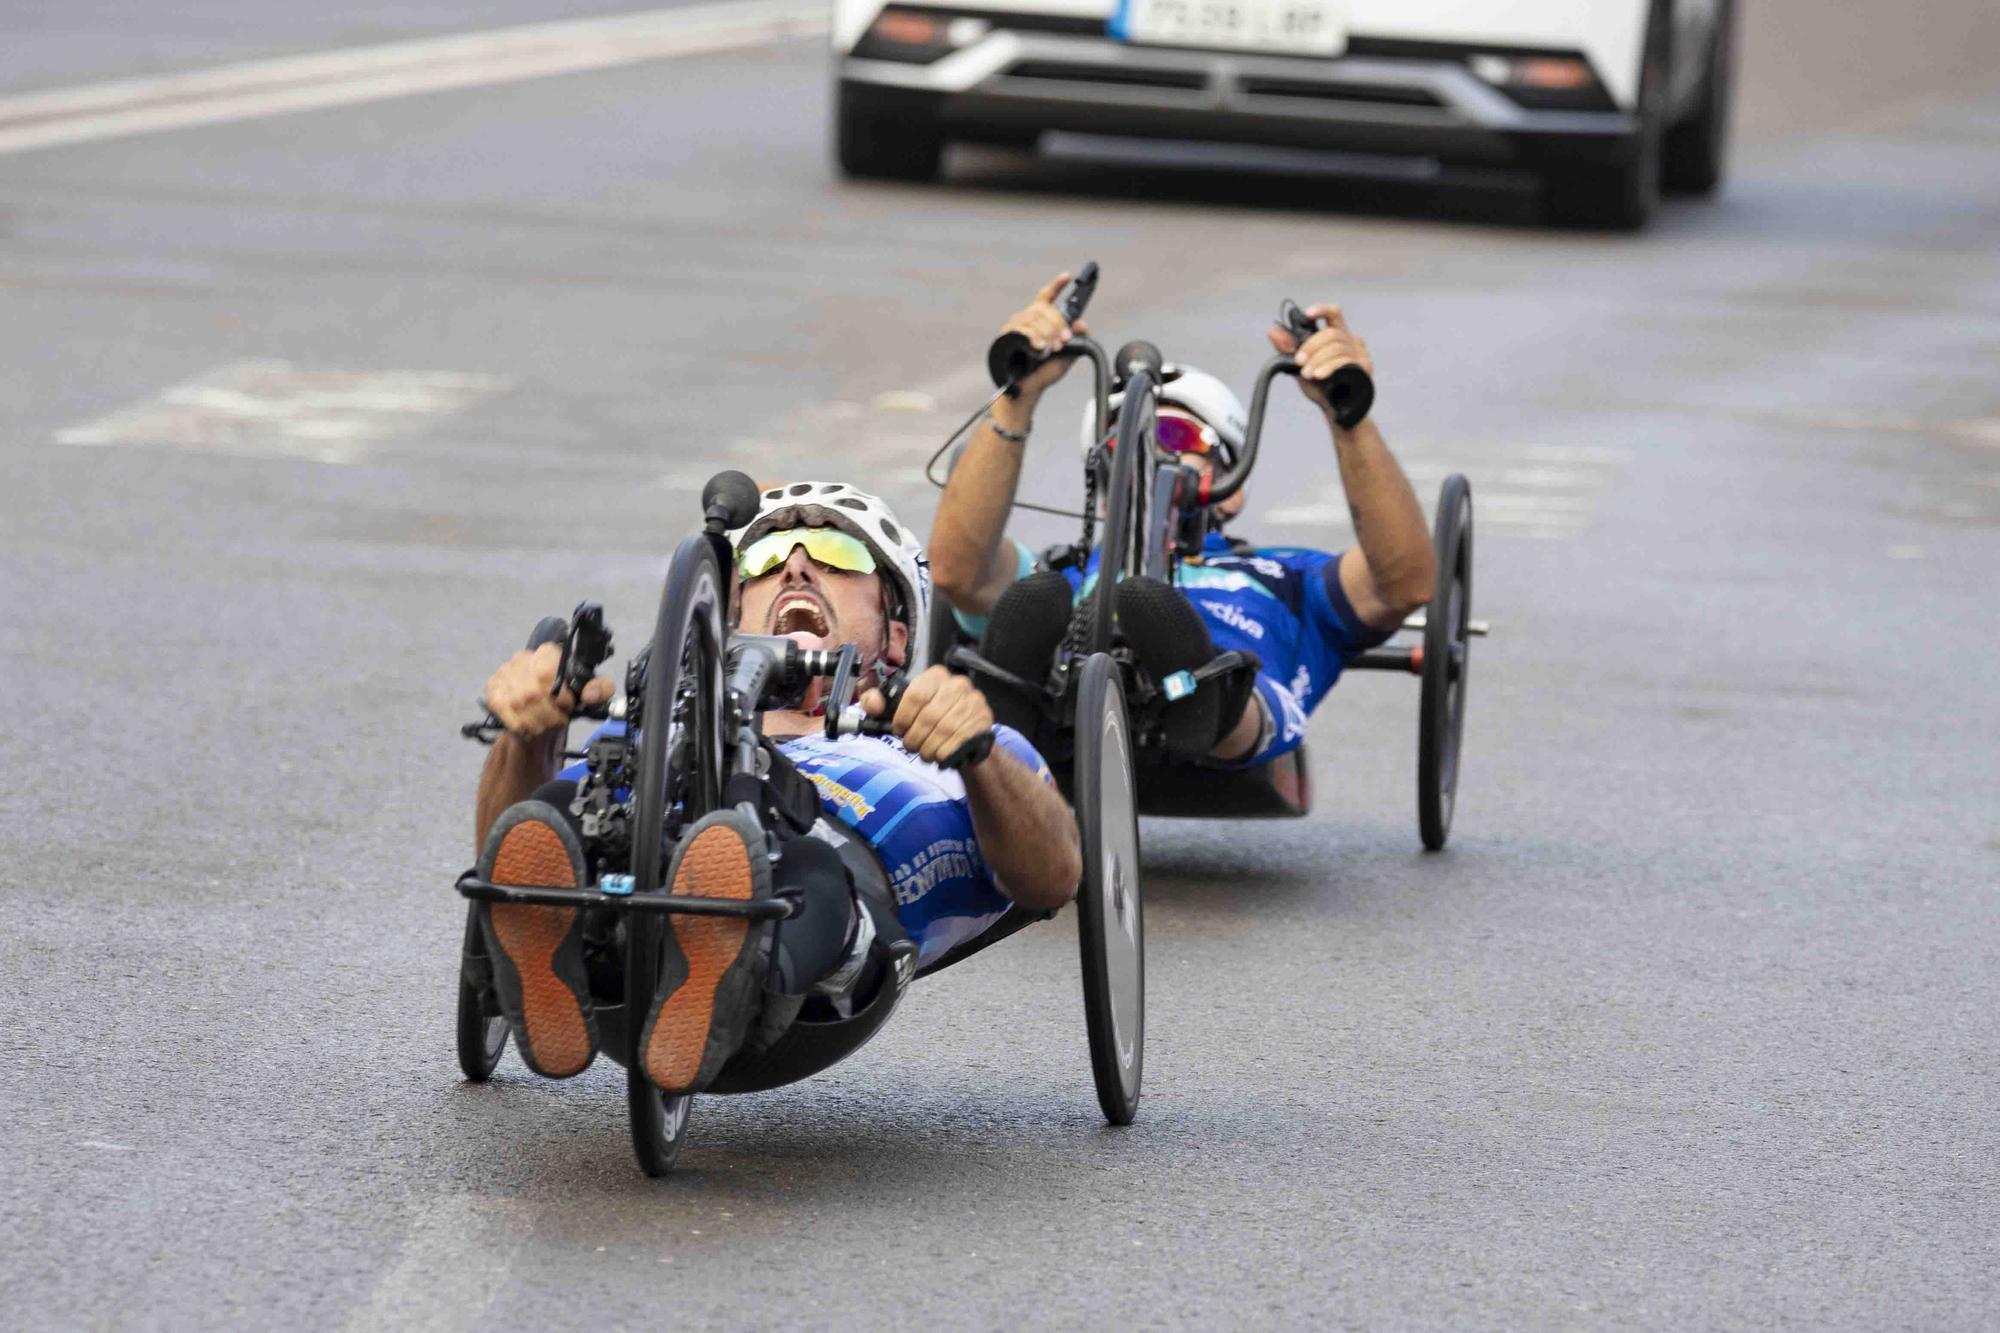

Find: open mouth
<box><xmin>770</xmin><ymin>592</ymin><xmax>832</xmax><ymax>641</ymax></box>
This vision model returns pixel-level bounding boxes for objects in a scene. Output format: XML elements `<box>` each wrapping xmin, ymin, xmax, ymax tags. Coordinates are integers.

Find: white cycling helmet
<box><xmin>1078</xmin><ymin>364</ymin><xmax>1248</xmax><ymax>470</ymax></box>
<box><xmin>730</xmin><ymin>481</ymin><xmax>934</xmax><ymax>673</ymax></box>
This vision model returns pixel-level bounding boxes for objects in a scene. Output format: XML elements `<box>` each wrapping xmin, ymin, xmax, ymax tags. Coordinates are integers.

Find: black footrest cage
<box><xmin>454</xmin><ymin>871</ymin><xmax>799</xmax><ymax>920</ymax></box>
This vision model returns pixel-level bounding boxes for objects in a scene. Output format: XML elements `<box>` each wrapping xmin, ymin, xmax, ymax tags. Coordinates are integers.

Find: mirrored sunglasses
<box><xmin>737</xmin><ymin>526</ymin><xmax>878</xmax><ymax>580</ymax></box>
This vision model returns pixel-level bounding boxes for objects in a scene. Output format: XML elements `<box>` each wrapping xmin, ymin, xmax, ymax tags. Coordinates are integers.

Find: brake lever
<box><xmin>1278</xmin><ymin>298</ymin><xmax>1374</xmax><ymax>430</ymax></box>
<box><xmin>987</xmin><ymin>260</ymin><xmax>1100</xmax><ymax>390</ymax></box>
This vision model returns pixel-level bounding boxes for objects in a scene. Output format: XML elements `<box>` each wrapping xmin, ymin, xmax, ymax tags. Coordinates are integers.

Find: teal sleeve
<box><xmin>949</xmin><ymin>540</ymin><xmax>1037</xmax><ymax>640</ymax></box>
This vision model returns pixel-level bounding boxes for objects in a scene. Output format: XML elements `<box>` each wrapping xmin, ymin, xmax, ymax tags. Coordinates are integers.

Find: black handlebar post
<box><xmin>987</xmin><ymin>260</ymin><xmax>1100</xmax><ymax>391</ymax></box>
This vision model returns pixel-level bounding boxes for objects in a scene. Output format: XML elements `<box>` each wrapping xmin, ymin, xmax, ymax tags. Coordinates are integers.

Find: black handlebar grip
<box><xmin>701</xmin><ymin>470</ymin><xmax>762</xmax><ymax>531</ymax></box>
<box><xmin>525</xmin><ymin>616</ymin><xmax>569</xmax><ymax>651</ymax></box>
<box><xmin>987</xmin><ymin>260</ymin><xmax>1101</xmax><ymax>389</ymax></box>
<box><xmin>1279</xmin><ymin>299</ymin><xmax>1374</xmax><ymax>430</ymax></box>
<box><xmin>1114</xmin><ymin>339</ymin><xmax>1165</xmax><ymax>381</ymax></box>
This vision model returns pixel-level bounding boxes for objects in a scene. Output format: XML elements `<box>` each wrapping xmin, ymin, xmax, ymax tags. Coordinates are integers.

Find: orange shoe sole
<box><xmin>485</xmin><ymin>815</ymin><xmax>596</xmax><ymax>1079</ymax></box>
<box><xmin>643</xmin><ymin>821</ymin><xmax>759</xmax><ymax>1092</ymax></box>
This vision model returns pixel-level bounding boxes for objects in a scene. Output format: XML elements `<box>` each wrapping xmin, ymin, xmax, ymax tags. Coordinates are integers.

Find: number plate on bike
<box><xmin>1110</xmin><ymin>0</ymin><xmax>1347</xmax><ymax>57</ymax></box>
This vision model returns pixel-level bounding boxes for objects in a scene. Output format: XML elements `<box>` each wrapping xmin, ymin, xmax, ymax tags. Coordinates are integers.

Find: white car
<box><xmin>832</xmin><ymin>0</ymin><xmax>1734</xmax><ymax>227</ymax></box>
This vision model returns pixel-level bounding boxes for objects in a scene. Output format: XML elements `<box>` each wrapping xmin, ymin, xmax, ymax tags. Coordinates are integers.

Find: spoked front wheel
<box><xmin>625</xmin><ymin>533</ymin><xmax>730</xmax><ymax>1176</ymax></box>
<box><xmin>454</xmin><ymin>903</ymin><xmax>508</xmax><ymax>1081</ymax></box>
<box><xmin>1074</xmin><ymin>651</ymin><xmax>1143</xmax><ymax>1124</ymax></box>
<box><xmin>1418</xmin><ymin>474</ymin><xmax>1473</xmax><ymax>851</ymax></box>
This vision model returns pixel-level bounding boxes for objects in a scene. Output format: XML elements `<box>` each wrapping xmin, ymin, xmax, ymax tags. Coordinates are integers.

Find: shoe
<box><xmin>977</xmin><ymin>569</ymin><xmax>1074</xmax><ymax>738</ymax></box>
<box><xmin>640</xmin><ymin>810</ymin><xmax>774</xmax><ymax>1094</ymax></box>
<box><xmin>1114</xmin><ymin>576</ymin><xmax>1223</xmax><ymax>754</ymax></box>
<box><xmin>476</xmin><ymin>801</ymin><xmax>598</xmax><ymax>1078</ymax></box>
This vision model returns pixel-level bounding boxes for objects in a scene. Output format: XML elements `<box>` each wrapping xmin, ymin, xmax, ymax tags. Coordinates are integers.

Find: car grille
<box><xmin>1237</xmin><ymin>76</ymin><xmax>1441</xmax><ymax>109</ymax></box>
<box><xmin>1004</xmin><ymin>60</ymin><xmax>1209</xmax><ymax>92</ymax></box>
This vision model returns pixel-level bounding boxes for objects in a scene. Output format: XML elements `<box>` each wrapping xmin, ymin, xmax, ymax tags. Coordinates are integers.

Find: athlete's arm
<box><xmin>864</xmin><ymin>666</ymin><xmax>1082</xmax><ymax>910</ymax></box>
<box><xmin>1268</xmin><ymin>306</ymin><xmax>1436</xmax><ymax>630</ymax></box>
<box><xmin>929</xmin><ymin>274</ymin><xmax>1090</xmax><ymax>616</ymax></box>
<box><xmin>472</xmin><ymin>642</ymin><xmax>614</xmax><ymax>851</ymax></box>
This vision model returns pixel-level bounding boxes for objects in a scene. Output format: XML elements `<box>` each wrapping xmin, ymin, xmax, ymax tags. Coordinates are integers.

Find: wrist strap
<box><xmin>982</xmin><ymin>409</ymin><xmax>1030</xmax><ymax>445</ymax></box>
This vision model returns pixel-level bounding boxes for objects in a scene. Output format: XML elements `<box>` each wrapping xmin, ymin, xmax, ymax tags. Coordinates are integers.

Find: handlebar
<box><xmin>986</xmin><ymin>261</ymin><xmax>1100</xmax><ymax>391</ymax></box>
<box><xmin>461</xmin><ymin>604</ymin><xmax>616</xmax><ymax>742</ymax></box>
<box><xmin>1216</xmin><ymin>301</ymin><xmax>1376</xmax><ymax>505</ymax></box>
<box><xmin>1277</xmin><ymin>298</ymin><xmax>1374</xmax><ymax>430</ymax></box>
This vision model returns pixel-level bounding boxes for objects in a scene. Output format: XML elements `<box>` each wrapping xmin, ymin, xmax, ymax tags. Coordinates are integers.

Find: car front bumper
<box><xmin>841</xmin><ymin>31</ymin><xmax>1641</xmax><ymax>169</ymax></box>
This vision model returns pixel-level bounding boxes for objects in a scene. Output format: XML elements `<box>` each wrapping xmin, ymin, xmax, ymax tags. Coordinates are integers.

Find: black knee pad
<box><xmin>769</xmin><ymin>836</ymin><xmax>857</xmax><ymax>995</ymax></box>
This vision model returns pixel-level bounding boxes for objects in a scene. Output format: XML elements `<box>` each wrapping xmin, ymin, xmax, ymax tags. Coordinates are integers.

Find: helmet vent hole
<box><xmin>880</xmin><ymin>518</ymin><xmax>901</xmax><ymax>544</ymax></box>
<box><xmin>788</xmin><ymin>482</ymin><xmax>813</xmax><ymax>496</ymax></box>
<box><xmin>835</xmin><ymin>498</ymin><xmax>867</xmax><ymax>510</ymax></box>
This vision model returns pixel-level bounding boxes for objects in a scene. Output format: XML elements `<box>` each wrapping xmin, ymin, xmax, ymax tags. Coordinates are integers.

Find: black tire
<box><xmin>456</xmin><ymin>613</ymin><xmax>569</xmax><ymax>1080</ymax></box>
<box><xmin>1419</xmin><ymin>475</ymin><xmax>1473</xmax><ymax>852</ymax></box>
<box><xmin>1662</xmin><ymin>0</ymin><xmax>1736</xmax><ymax>195</ymax></box>
<box><xmin>835</xmin><ymin>83</ymin><xmax>943</xmax><ymax>182</ymax></box>
<box><xmin>455</xmin><ymin>903</ymin><xmax>508</xmax><ymax>1081</ymax></box>
<box><xmin>626</xmin><ymin>534</ymin><xmax>729</xmax><ymax>1177</ymax></box>
<box><xmin>1091</xmin><ymin>376</ymin><xmax>1153</xmax><ymax>654</ymax></box>
<box><xmin>1074</xmin><ymin>652</ymin><xmax>1143</xmax><ymax>1125</ymax></box>
<box><xmin>1545</xmin><ymin>4</ymin><xmax>1668</xmax><ymax>229</ymax></box>
<box><xmin>628</xmin><ymin>1082</ymin><xmax>696</xmax><ymax>1176</ymax></box>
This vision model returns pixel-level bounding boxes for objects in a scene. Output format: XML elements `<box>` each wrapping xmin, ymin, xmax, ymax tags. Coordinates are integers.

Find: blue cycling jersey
<box><xmin>960</xmin><ymin>532</ymin><xmax>1391</xmax><ymax>766</ymax></box>
<box><xmin>777</xmin><ymin>726</ymin><xmax>1053</xmax><ymax>965</ymax></box>
<box><xmin>561</xmin><ymin>724</ymin><xmax>1054</xmax><ymax>967</ymax></box>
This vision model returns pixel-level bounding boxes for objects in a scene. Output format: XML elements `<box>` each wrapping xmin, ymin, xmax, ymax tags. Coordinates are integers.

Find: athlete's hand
<box><xmin>1268</xmin><ymin>302</ymin><xmax>1373</xmax><ymax>419</ymax></box>
<box><xmin>862</xmin><ymin>665</ymin><xmax>995</xmax><ymax>767</ymax></box>
<box><xmin>485</xmin><ymin>643</ymin><xmax>615</xmax><ymax>742</ymax></box>
<box><xmin>998</xmin><ymin>272</ymin><xmax>1092</xmax><ymax>404</ymax></box>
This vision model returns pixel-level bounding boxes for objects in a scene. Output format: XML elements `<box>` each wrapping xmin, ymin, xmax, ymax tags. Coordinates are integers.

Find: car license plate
<box><xmin>1111</xmin><ymin>0</ymin><xmax>1347</xmax><ymax>57</ymax></box>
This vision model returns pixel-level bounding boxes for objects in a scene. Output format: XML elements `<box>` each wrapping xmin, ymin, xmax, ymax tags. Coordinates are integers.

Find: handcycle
<box><xmin>939</xmin><ymin>265</ymin><xmax>1482</xmax><ymax>850</ymax></box>
<box><xmin>451</xmin><ymin>470</ymin><xmax>1149</xmax><ymax>1176</ymax></box>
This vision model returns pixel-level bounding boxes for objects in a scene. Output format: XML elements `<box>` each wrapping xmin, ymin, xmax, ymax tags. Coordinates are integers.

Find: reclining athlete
<box><xmin>930</xmin><ymin>276</ymin><xmax>1437</xmax><ymax>765</ymax></box>
<box><xmin>471</xmin><ymin>483</ymin><xmax>1081</xmax><ymax>1094</ymax></box>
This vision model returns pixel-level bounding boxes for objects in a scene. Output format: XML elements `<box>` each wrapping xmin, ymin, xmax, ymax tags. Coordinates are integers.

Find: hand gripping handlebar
<box><xmin>987</xmin><ymin>261</ymin><xmax>1100</xmax><ymax>391</ymax></box>
<box><xmin>824</xmin><ymin>644</ymin><xmax>994</xmax><ymax>770</ymax></box>
<box><xmin>1278</xmin><ymin>298</ymin><xmax>1374</xmax><ymax>430</ymax></box>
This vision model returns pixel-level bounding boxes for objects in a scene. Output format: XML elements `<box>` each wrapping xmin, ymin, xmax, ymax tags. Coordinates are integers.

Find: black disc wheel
<box><xmin>626</xmin><ymin>534</ymin><xmax>729</xmax><ymax>1177</ymax></box>
<box><xmin>1419</xmin><ymin>475</ymin><xmax>1473</xmax><ymax>852</ymax></box>
<box><xmin>1090</xmin><ymin>373</ymin><xmax>1154</xmax><ymax>654</ymax></box>
<box><xmin>1074</xmin><ymin>651</ymin><xmax>1143</xmax><ymax>1124</ymax></box>
<box><xmin>454</xmin><ymin>903</ymin><xmax>508</xmax><ymax>1081</ymax></box>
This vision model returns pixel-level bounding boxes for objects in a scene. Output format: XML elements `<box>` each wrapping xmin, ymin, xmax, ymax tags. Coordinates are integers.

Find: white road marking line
<box><xmin>344</xmin><ymin>1194</ymin><xmax>525</xmax><ymax>1333</ymax></box>
<box><xmin>57</xmin><ymin>361</ymin><xmax>509</xmax><ymax>463</ymax></box>
<box><xmin>1261</xmin><ymin>443</ymin><xmax>1625</xmax><ymax>540</ymax></box>
<box><xmin>0</xmin><ymin>0</ymin><xmax>827</xmax><ymax>157</ymax></box>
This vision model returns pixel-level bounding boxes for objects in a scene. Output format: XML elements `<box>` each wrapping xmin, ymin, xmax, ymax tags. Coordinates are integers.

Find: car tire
<box><xmin>1544</xmin><ymin>2</ymin><xmax>1667</xmax><ymax>230</ymax></box>
<box><xmin>834</xmin><ymin>83</ymin><xmax>943</xmax><ymax>182</ymax></box>
<box><xmin>1662</xmin><ymin>0</ymin><xmax>1736</xmax><ymax>195</ymax></box>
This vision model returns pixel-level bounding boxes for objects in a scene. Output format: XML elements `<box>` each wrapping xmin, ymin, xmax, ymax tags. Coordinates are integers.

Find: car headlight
<box><xmin>1467</xmin><ymin>53</ymin><xmax>1614</xmax><ymax>112</ymax></box>
<box><xmin>854</xmin><ymin>7</ymin><xmax>991</xmax><ymax>63</ymax></box>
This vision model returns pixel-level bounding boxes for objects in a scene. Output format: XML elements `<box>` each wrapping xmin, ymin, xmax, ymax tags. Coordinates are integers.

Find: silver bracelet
<box><xmin>982</xmin><ymin>409</ymin><xmax>1030</xmax><ymax>444</ymax></box>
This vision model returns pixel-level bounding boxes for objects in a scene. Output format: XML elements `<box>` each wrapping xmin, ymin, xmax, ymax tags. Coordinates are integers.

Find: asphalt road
<box><xmin>2</xmin><ymin>2</ymin><xmax>1997</xmax><ymax>1327</ymax></box>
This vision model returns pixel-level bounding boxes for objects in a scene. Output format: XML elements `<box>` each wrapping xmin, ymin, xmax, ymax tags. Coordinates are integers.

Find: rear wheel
<box><xmin>454</xmin><ymin>904</ymin><xmax>508</xmax><ymax>1081</ymax></box>
<box><xmin>626</xmin><ymin>535</ymin><xmax>728</xmax><ymax>1177</ymax></box>
<box><xmin>835</xmin><ymin>83</ymin><xmax>943</xmax><ymax>182</ymax></box>
<box><xmin>1418</xmin><ymin>475</ymin><xmax>1473</xmax><ymax>851</ymax></box>
<box><xmin>1662</xmin><ymin>0</ymin><xmax>1736</xmax><ymax>195</ymax></box>
<box><xmin>1075</xmin><ymin>652</ymin><xmax>1143</xmax><ymax>1125</ymax></box>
